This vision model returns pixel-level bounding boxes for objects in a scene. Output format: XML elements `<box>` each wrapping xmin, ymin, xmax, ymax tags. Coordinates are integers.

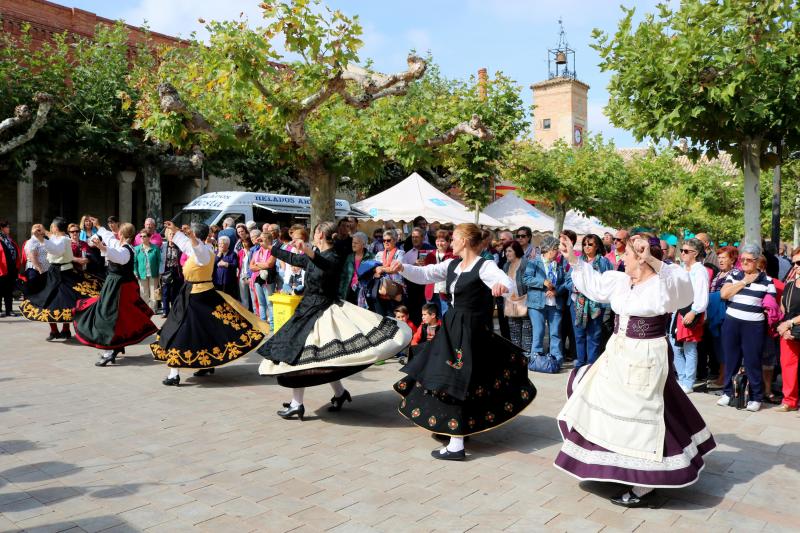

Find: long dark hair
<box><xmin>581</xmin><ymin>233</ymin><xmax>603</xmax><ymax>257</ymax></box>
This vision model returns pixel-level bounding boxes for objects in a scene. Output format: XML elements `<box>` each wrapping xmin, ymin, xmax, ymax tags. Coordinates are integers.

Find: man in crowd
<box><xmin>516</xmin><ymin>226</ymin><xmax>535</xmax><ymax>259</ymax></box>
<box><xmin>606</xmin><ymin>229</ymin><xmax>629</xmax><ymax>271</ymax></box>
<box><xmin>134</xmin><ymin>218</ymin><xmax>163</xmax><ymax>246</ymax></box>
<box><xmin>369</xmin><ymin>229</ymin><xmax>384</xmax><ymax>255</ymax></box>
<box><xmin>401</xmin><ymin>227</ymin><xmax>435</xmax><ymax>325</ymax></box>
<box><xmin>404</xmin><ymin>216</ymin><xmax>435</xmax><ymax>250</ymax></box>
<box><xmin>602</xmin><ymin>232</ymin><xmax>614</xmax><ymax>254</ymax></box>
<box><xmin>695</xmin><ymin>232</ymin><xmax>719</xmax><ymax>269</ymax></box>
<box><xmin>217</xmin><ymin>217</ymin><xmax>238</xmax><ymax>246</ymax></box>
<box><xmin>334</xmin><ymin>218</ymin><xmax>354</xmax><ymax>259</ymax></box>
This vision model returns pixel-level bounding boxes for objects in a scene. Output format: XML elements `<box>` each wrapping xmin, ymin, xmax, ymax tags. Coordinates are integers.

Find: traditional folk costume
<box><xmin>554</xmin><ymin>260</ymin><xmax>716</xmax><ymax>506</ymax></box>
<box><xmin>394</xmin><ymin>257</ymin><xmax>537</xmax><ymax>460</ymax></box>
<box><xmin>150</xmin><ymin>231</ymin><xmax>268</xmax><ymax>385</ymax></box>
<box><xmin>20</xmin><ymin>233</ymin><xmax>101</xmax><ymax>339</ymax></box>
<box><xmin>73</xmin><ymin>228</ymin><xmax>158</xmax><ymax>365</ymax></box>
<box><xmin>258</xmin><ymin>243</ymin><xmax>412</xmax><ymax>418</ymax></box>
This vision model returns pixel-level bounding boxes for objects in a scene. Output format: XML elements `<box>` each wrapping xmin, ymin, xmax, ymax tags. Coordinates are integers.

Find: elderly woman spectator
<box><xmin>78</xmin><ymin>215</ymin><xmax>98</xmax><ymax>243</ymax></box>
<box><xmin>213</xmin><ymin>235</ymin><xmax>239</xmax><ymax>298</ymax></box>
<box><xmin>68</xmin><ymin>224</ymin><xmax>90</xmax><ymax>271</ymax></box>
<box><xmin>567</xmin><ymin>233</ymin><xmax>613</xmax><ymax>368</ymax></box>
<box><xmin>503</xmin><ymin>241</ymin><xmax>531</xmax><ymax>356</ymax></box>
<box><xmin>159</xmin><ymin>228</ymin><xmax>184</xmax><ymax>318</ymax></box>
<box><xmin>339</xmin><ymin>231</ymin><xmax>374</xmax><ymax>307</ymax></box>
<box><xmin>373</xmin><ymin>228</ymin><xmax>405</xmax><ymax>317</ymax></box>
<box><xmin>524</xmin><ymin>235</ymin><xmax>570</xmax><ymax>372</ymax></box>
<box><xmin>133</xmin><ymin>230</ymin><xmax>162</xmax><ymax>313</ymax></box>
<box><xmin>0</xmin><ymin>220</ymin><xmax>22</xmax><ymax>317</ymax></box>
<box><xmin>670</xmin><ymin>238</ymin><xmax>710</xmax><ymax>394</ymax></box>
<box><xmin>718</xmin><ymin>243</ymin><xmax>776</xmax><ymax>412</ymax></box>
<box><xmin>133</xmin><ymin>218</ymin><xmax>163</xmax><ymax>247</ymax></box>
<box><xmin>23</xmin><ymin>224</ymin><xmax>49</xmax><ymax>289</ymax></box>
<box><xmin>776</xmin><ymin>247</ymin><xmax>800</xmax><ymax>412</ymax></box>
<box><xmin>234</xmin><ymin>226</ymin><xmax>254</xmax><ymax>311</ymax></box>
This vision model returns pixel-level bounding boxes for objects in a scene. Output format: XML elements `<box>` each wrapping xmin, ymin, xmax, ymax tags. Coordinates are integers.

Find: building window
<box><xmin>542</xmin><ymin>119</ymin><xmax>551</xmax><ymax>129</ymax></box>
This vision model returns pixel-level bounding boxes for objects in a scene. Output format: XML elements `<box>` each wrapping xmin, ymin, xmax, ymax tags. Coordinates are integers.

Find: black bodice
<box><xmin>270</xmin><ymin>244</ymin><xmax>341</xmax><ymax>303</ymax></box>
<box><xmin>446</xmin><ymin>257</ymin><xmax>494</xmax><ymax>323</ymax></box>
<box><xmin>107</xmin><ymin>244</ymin><xmax>136</xmax><ymax>282</ymax></box>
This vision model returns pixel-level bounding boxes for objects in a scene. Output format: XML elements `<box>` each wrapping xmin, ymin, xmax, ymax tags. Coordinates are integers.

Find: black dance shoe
<box><xmin>277</xmin><ymin>404</ymin><xmax>305</xmax><ymax>420</ymax></box>
<box><xmin>193</xmin><ymin>368</ymin><xmax>215</xmax><ymax>377</ymax></box>
<box><xmin>431</xmin><ymin>448</ymin><xmax>465</xmax><ymax>461</ymax></box>
<box><xmin>46</xmin><ymin>332</ymin><xmax>60</xmax><ymax>341</ymax></box>
<box><xmin>162</xmin><ymin>375</ymin><xmax>180</xmax><ymax>386</ymax></box>
<box><xmin>610</xmin><ymin>489</ymin><xmax>657</xmax><ymax>508</ymax></box>
<box><xmin>95</xmin><ymin>352</ymin><xmax>117</xmax><ymax>367</ymax></box>
<box><xmin>61</xmin><ymin>330</ymin><xmax>72</xmax><ymax>341</ymax></box>
<box><xmin>328</xmin><ymin>390</ymin><xmax>352</xmax><ymax>412</ymax></box>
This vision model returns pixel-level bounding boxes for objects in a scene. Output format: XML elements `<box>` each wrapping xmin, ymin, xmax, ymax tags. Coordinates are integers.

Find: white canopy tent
<box><xmin>352</xmin><ymin>172</ymin><xmax>504</xmax><ymax>227</ymax></box>
<box><xmin>483</xmin><ymin>192</ymin><xmax>555</xmax><ymax>233</ymax></box>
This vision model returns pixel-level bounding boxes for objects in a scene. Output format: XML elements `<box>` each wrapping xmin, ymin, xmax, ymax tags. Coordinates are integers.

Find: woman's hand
<box><xmin>162</xmin><ymin>221</ymin><xmax>177</xmax><ymax>232</ymax></box>
<box><xmin>682</xmin><ymin>310</ymin><xmax>696</xmax><ymax>325</ymax></box>
<box><xmin>632</xmin><ymin>237</ymin><xmax>651</xmax><ymax>263</ymax></box>
<box><xmin>742</xmin><ymin>272</ymin><xmax>759</xmax><ymax>285</ymax></box>
<box><xmin>559</xmin><ymin>235</ymin><xmax>578</xmax><ymax>265</ymax></box>
<box><xmin>492</xmin><ymin>283</ymin><xmax>509</xmax><ymax>297</ymax></box>
<box><xmin>218</xmin><ymin>260</ymin><xmax>228</xmax><ymax>268</ymax></box>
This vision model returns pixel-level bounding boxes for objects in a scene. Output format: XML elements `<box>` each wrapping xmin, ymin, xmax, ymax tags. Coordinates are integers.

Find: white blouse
<box><xmin>95</xmin><ymin>227</ymin><xmax>131</xmax><ymax>265</ymax></box>
<box><xmin>570</xmin><ymin>260</ymin><xmax>693</xmax><ymax>318</ymax></box>
<box><xmin>401</xmin><ymin>257</ymin><xmax>512</xmax><ymax>305</ymax></box>
<box><xmin>172</xmin><ymin>230</ymin><xmax>212</xmax><ymax>266</ymax></box>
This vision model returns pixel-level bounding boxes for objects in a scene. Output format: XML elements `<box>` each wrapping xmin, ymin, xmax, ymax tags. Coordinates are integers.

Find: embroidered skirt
<box><xmin>151</xmin><ymin>287</ymin><xmax>268</xmax><ymax>368</ymax></box>
<box><xmin>259</xmin><ymin>300</ymin><xmax>412</xmax><ymax>387</ymax></box>
<box><xmin>554</xmin><ymin>364</ymin><xmax>716</xmax><ymax>488</ymax></box>
<box><xmin>20</xmin><ymin>265</ymin><xmax>102</xmax><ymax>323</ymax></box>
<box><xmin>74</xmin><ymin>274</ymin><xmax>158</xmax><ymax>349</ymax></box>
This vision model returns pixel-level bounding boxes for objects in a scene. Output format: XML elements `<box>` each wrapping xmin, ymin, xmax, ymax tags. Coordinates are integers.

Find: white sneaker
<box><xmin>716</xmin><ymin>394</ymin><xmax>731</xmax><ymax>406</ymax></box>
<box><xmin>746</xmin><ymin>401</ymin><xmax>761</xmax><ymax>412</ymax></box>
<box><xmin>681</xmin><ymin>385</ymin><xmax>694</xmax><ymax>394</ymax></box>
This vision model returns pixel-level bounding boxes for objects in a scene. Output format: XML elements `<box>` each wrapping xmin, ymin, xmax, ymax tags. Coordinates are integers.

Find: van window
<box><xmin>171</xmin><ymin>209</ymin><xmax>221</xmax><ymax>227</ymax></box>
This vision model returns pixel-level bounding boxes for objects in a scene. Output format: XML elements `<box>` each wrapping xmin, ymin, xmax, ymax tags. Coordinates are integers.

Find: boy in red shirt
<box><xmin>410</xmin><ymin>304</ymin><xmax>442</xmax><ymax>362</ymax></box>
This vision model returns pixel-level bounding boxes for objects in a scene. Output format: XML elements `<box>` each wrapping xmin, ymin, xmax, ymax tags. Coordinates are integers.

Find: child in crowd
<box><xmin>284</xmin><ymin>265</ymin><xmax>305</xmax><ymax>295</ymax></box>
<box><xmin>380</xmin><ymin>305</ymin><xmax>416</xmax><ymax>365</ymax></box>
<box><xmin>411</xmin><ymin>303</ymin><xmax>441</xmax><ymax>347</ymax></box>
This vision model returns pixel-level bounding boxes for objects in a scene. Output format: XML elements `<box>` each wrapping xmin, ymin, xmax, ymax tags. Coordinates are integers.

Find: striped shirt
<box><xmin>723</xmin><ymin>270</ymin><xmax>775</xmax><ymax>322</ymax></box>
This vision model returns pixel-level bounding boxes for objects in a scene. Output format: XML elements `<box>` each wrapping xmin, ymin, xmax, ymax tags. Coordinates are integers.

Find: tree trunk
<box><xmin>307</xmin><ymin>164</ymin><xmax>337</xmax><ymax>229</ymax></box>
<box><xmin>741</xmin><ymin>137</ymin><xmax>762</xmax><ymax>246</ymax></box>
<box><xmin>552</xmin><ymin>201</ymin><xmax>567</xmax><ymax>237</ymax></box>
<box><xmin>771</xmin><ymin>143</ymin><xmax>782</xmax><ymax>246</ymax></box>
<box><xmin>142</xmin><ymin>163</ymin><xmax>162</xmax><ymax>227</ymax></box>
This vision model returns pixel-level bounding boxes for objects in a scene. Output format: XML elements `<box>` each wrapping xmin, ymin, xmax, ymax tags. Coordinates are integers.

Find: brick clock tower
<box><xmin>530</xmin><ymin>20</ymin><xmax>589</xmax><ymax>148</ymax></box>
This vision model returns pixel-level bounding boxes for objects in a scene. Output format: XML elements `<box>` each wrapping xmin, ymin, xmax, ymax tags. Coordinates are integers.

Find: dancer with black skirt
<box><xmin>73</xmin><ymin>219</ymin><xmax>158</xmax><ymax>366</ymax></box>
<box><xmin>20</xmin><ymin>217</ymin><xmax>102</xmax><ymax>339</ymax></box>
<box><xmin>387</xmin><ymin>223</ymin><xmax>537</xmax><ymax>461</ymax></box>
<box><xmin>151</xmin><ymin>221</ymin><xmax>268</xmax><ymax>386</ymax></box>
<box><xmin>258</xmin><ymin>221</ymin><xmax>412</xmax><ymax>420</ymax></box>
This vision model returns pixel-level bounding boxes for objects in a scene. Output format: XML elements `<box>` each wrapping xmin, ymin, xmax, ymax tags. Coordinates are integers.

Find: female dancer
<box><xmin>258</xmin><ymin>221</ymin><xmax>412</xmax><ymax>420</ymax></box>
<box><xmin>73</xmin><ymin>220</ymin><xmax>158</xmax><ymax>366</ymax></box>
<box><xmin>554</xmin><ymin>235</ymin><xmax>716</xmax><ymax>507</ymax></box>
<box><xmin>151</xmin><ymin>221</ymin><xmax>268</xmax><ymax>385</ymax></box>
<box><xmin>20</xmin><ymin>217</ymin><xmax>101</xmax><ymax>339</ymax></box>
<box><xmin>387</xmin><ymin>223</ymin><xmax>536</xmax><ymax>461</ymax></box>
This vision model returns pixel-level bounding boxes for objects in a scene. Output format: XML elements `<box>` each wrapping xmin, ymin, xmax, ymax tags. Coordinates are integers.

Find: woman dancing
<box><xmin>258</xmin><ymin>221</ymin><xmax>412</xmax><ymax>420</ymax></box>
<box><xmin>20</xmin><ymin>217</ymin><xmax>101</xmax><ymax>339</ymax></box>
<box><xmin>151</xmin><ymin>221</ymin><xmax>268</xmax><ymax>386</ymax></box>
<box><xmin>73</xmin><ymin>219</ymin><xmax>158</xmax><ymax>366</ymax></box>
<box><xmin>554</xmin><ymin>235</ymin><xmax>716</xmax><ymax>508</ymax></box>
<box><xmin>387</xmin><ymin>223</ymin><xmax>536</xmax><ymax>461</ymax></box>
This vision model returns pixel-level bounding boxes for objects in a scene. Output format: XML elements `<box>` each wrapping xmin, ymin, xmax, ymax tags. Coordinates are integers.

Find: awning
<box><xmin>253</xmin><ymin>203</ymin><xmax>371</xmax><ymax>220</ymax></box>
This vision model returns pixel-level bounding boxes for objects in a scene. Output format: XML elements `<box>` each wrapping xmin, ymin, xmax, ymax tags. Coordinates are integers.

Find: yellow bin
<box><xmin>269</xmin><ymin>293</ymin><xmax>303</xmax><ymax>333</ymax></box>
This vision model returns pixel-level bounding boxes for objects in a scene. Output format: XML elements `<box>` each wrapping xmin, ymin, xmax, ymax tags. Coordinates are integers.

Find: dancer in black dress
<box><xmin>74</xmin><ymin>219</ymin><xmax>158</xmax><ymax>366</ymax></box>
<box><xmin>387</xmin><ymin>223</ymin><xmax>537</xmax><ymax>460</ymax></box>
<box><xmin>258</xmin><ymin>221</ymin><xmax>412</xmax><ymax>420</ymax></box>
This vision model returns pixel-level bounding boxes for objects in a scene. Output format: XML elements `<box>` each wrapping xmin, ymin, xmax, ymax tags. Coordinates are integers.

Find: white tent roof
<box><xmin>352</xmin><ymin>172</ymin><xmax>504</xmax><ymax>227</ymax></box>
<box><xmin>483</xmin><ymin>192</ymin><xmax>555</xmax><ymax>233</ymax></box>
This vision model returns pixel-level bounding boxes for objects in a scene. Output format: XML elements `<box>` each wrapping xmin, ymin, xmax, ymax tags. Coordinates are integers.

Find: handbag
<box><xmin>730</xmin><ymin>367</ymin><xmax>749</xmax><ymax>409</ymax></box>
<box><xmin>160</xmin><ymin>270</ymin><xmax>174</xmax><ymax>285</ymax></box>
<box><xmin>528</xmin><ymin>353</ymin><xmax>561</xmax><ymax>374</ymax></box>
<box><xmin>504</xmin><ymin>295</ymin><xmax>528</xmax><ymax>318</ymax></box>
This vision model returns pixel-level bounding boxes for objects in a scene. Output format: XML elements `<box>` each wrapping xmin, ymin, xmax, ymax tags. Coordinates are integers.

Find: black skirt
<box><xmin>151</xmin><ymin>285</ymin><xmax>267</xmax><ymax>368</ymax></box>
<box><xmin>20</xmin><ymin>265</ymin><xmax>102</xmax><ymax>323</ymax></box>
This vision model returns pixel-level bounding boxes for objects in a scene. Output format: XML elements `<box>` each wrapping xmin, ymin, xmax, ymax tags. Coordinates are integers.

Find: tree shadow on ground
<box><xmin>0</xmin><ymin>404</ymin><xmax>31</xmax><ymax>413</ymax></box>
<box><xmin>0</xmin><ymin>439</ymin><xmax>43</xmax><ymax>454</ymax></box>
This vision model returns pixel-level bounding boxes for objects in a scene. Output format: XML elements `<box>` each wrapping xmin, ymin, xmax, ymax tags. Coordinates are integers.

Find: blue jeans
<box><xmin>570</xmin><ymin>302</ymin><xmax>603</xmax><ymax>368</ymax></box>
<box><xmin>253</xmin><ymin>282</ymin><xmax>273</xmax><ymax>328</ymax></box>
<box><xmin>529</xmin><ymin>305</ymin><xmax>562</xmax><ymax>363</ymax></box>
<box><xmin>671</xmin><ymin>338</ymin><xmax>699</xmax><ymax>390</ymax></box>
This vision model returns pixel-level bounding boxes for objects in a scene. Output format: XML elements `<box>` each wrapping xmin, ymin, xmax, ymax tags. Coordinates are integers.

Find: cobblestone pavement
<box><xmin>2</xmin><ymin>310</ymin><xmax>800</xmax><ymax>532</ymax></box>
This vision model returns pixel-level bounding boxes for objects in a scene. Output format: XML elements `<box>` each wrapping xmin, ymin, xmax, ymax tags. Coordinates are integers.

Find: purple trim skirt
<box><xmin>554</xmin><ymin>363</ymin><xmax>716</xmax><ymax>488</ymax></box>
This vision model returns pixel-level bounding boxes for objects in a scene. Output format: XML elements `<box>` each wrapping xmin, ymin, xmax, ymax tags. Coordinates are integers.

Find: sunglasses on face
<box><xmin>383</xmin><ymin>239</ymin><xmax>393</xmax><ymax>243</ymax></box>
<box><xmin>613</xmin><ymin>238</ymin><xmax>623</xmax><ymax>242</ymax></box>
<box><xmin>679</xmin><ymin>248</ymin><xmax>695</xmax><ymax>254</ymax></box>
<box><xmin>582</xmin><ymin>241</ymin><xmax>595</xmax><ymax>247</ymax></box>
<box><xmin>793</xmin><ymin>260</ymin><xmax>800</xmax><ymax>267</ymax></box>
<box><xmin>69</xmin><ymin>230</ymin><xmax>79</xmax><ymax>234</ymax></box>
<box><xmin>741</xmin><ymin>257</ymin><xmax>756</xmax><ymax>263</ymax></box>
<box><xmin>516</xmin><ymin>234</ymin><xmax>529</xmax><ymax>239</ymax></box>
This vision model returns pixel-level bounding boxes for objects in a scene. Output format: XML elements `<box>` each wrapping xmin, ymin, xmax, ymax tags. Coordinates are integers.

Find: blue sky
<box><xmin>67</xmin><ymin>0</ymin><xmax>666</xmax><ymax>147</ymax></box>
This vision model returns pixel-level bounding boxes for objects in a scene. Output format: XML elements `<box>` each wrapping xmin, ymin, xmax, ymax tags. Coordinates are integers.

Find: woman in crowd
<box><xmin>133</xmin><ymin>231</ymin><xmax>162</xmax><ymax>314</ymax></box>
<box><xmin>74</xmin><ymin>219</ymin><xmax>158</xmax><ymax>366</ymax></box>
<box><xmin>670</xmin><ymin>238</ymin><xmax>709</xmax><ymax>394</ymax></box>
<box><xmin>258</xmin><ymin>221</ymin><xmax>411</xmax><ymax>420</ymax></box>
<box><xmin>554</xmin><ymin>235</ymin><xmax>715</xmax><ymax>507</ymax></box>
<box><xmin>568</xmin><ymin>233</ymin><xmax>613</xmax><ymax>368</ymax></box>
<box><xmin>339</xmin><ymin>231</ymin><xmax>374</xmax><ymax>307</ymax></box>
<box><xmin>151</xmin><ymin>221</ymin><xmax>267</xmax><ymax>386</ymax></box>
<box><xmin>777</xmin><ymin>246</ymin><xmax>800</xmax><ymax>412</ymax></box>
<box><xmin>213</xmin><ymin>235</ymin><xmax>239</xmax><ymax>299</ymax></box>
<box><xmin>503</xmin><ymin>241</ymin><xmax>531</xmax><ymax>357</ymax></box>
<box><xmin>235</xmin><ymin>227</ymin><xmax>254</xmax><ymax>312</ymax></box>
<box><xmin>373</xmin><ymin>229</ymin><xmax>405</xmax><ymax>318</ymax></box>
<box><xmin>23</xmin><ymin>224</ymin><xmax>49</xmax><ymax>295</ymax></box>
<box><xmin>249</xmin><ymin>230</ymin><xmax>274</xmax><ymax>328</ymax></box>
<box><xmin>389</xmin><ymin>223</ymin><xmax>536</xmax><ymax>460</ymax></box>
<box><xmin>68</xmin><ymin>224</ymin><xmax>90</xmax><ymax>272</ymax></box>
<box><xmin>424</xmin><ymin>230</ymin><xmax>455</xmax><ymax>317</ymax></box>
<box><xmin>78</xmin><ymin>215</ymin><xmax>97</xmax><ymax>243</ymax></box>
<box><xmin>159</xmin><ymin>228</ymin><xmax>184</xmax><ymax>318</ymax></box>
<box><xmin>0</xmin><ymin>220</ymin><xmax>22</xmax><ymax>318</ymax></box>
<box><xmin>705</xmin><ymin>245</ymin><xmax>739</xmax><ymax>389</ymax></box>
<box><xmin>20</xmin><ymin>217</ymin><xmax>101</xmax><ymax>340</ymax></box>
<box><xmin>718</xmin><ymin>244</ymin><xmax>776</xmax><ymax>412</ymax></box>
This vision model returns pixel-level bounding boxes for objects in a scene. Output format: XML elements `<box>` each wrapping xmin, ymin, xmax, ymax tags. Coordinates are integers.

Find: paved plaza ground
<box><xmin>2</xmin><ymin>310</ymin><xmax>800</xmax><ymax>532</ymax></box>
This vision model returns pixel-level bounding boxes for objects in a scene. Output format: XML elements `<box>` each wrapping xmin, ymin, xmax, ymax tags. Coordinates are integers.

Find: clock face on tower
<box><xmin>573</xmin><ymin>126</ymin><xmax>583</xmax><ymax>146</ymax></box>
